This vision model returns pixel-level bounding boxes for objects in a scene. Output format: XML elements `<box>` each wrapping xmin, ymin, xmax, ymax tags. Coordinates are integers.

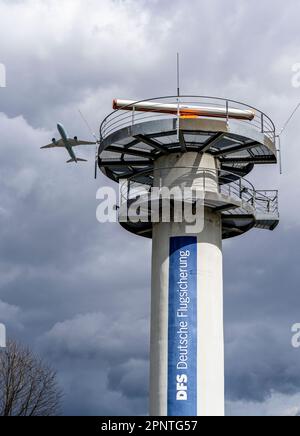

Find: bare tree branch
<box><xmin>0</xmin><ymin>340</ymin><xmax>62</xmax><ymax>416</ymax></box>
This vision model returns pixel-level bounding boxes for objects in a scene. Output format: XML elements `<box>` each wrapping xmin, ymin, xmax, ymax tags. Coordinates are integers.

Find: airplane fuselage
<box><xmin>57</xmin><ymin>123</ymin><xmax>77</xmax><ymax>162</ymax></box>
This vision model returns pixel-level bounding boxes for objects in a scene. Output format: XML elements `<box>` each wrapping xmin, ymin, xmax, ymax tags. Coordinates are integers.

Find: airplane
<box><xmin>41</xmin><ymin>123</ymin><xmax>96</xmax><ymax>163</ymax></box>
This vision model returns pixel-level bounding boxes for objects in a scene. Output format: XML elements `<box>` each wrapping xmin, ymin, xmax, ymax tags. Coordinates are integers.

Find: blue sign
<box><xmin>168</xmin><ymin>236</ymin><xmax>197</xmax><ymax>416</ymax></box>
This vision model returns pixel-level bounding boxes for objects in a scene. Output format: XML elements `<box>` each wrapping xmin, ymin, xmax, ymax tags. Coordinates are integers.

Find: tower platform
<box><xmin>118</xmin><ymin>168</ymin><xmax>279</xmax><ymax>239</ymax></box>
<box><xmin>98</xmin><ymin>96</ymin><xmax>279</xmax><ymax>239</ymax></box>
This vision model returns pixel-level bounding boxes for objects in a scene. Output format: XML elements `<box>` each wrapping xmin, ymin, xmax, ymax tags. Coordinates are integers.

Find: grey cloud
<box><xmin>42</xmin><ymin>312</ymin><xmax>149</xmax><ymax>364</ymax></box>
<box><xmin>107</xmin><ymin>359</ymin><xmax>149</xmax><ymax>400</ymax></box>
<box><xmin>0</xmin><ymin>0</ymin><xmax>300</xmax><ymax>416</ymax></box>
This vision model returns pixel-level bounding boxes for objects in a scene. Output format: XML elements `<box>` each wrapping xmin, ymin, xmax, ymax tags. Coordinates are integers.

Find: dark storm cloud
<box><xmin>0</xmin><ymin>109</ymin><xmax>151</xmax><ymax>414</ymax></box>
<box><xmin>38</xmin><ymin>312</ymin><xmax>150</xmax><ymax>415</ymax></box>
<box><xmin>1</xmin><ymin>0</ymin><xmax>300</xmax><ymax>416</ymax></box>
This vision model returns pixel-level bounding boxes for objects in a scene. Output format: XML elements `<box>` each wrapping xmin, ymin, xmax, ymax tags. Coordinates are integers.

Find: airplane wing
<box><xmin>41</xmin><ymin>143</ymin><xmax>58</xmax><ymax>149</ymax></box>
<box><xmin>77</xmin><ymin>140</ymin><xmax>96</xmax><ymax>145</ymax></box>
<box><xmin>40</xmin><ymin>141</ymin><xmax>64</xmax><ymax>149</ymax></box>
<box><xmin>68</xmin><ymin>138</ymin><xmax>96</xmax><ymax>146</ymax></box>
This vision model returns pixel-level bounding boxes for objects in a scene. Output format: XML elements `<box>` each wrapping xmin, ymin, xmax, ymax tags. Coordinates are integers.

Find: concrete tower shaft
<box><xmin>150</xmin><ymin>152</ymin><xmax>224</xmax><ymax>416</ymax></box>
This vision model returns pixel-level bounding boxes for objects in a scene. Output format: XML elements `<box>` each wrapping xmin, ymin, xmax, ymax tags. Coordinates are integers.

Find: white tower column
<box><xmin>149</xmin><ymin>152</ymin><xmax>225</xmax><ymax>416</ymax></box>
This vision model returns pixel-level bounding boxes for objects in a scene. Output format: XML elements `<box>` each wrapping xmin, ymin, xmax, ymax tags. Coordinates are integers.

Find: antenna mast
<box><xmin>278</xmin><ymin>102</ymin><xmax>300</xmax><ymax>136</ymax></box>
<box><xmin>177</xmin><ymin>52</ymin><xmax>180</xmax><ymax>97</ymax></box>
<box><xmin>78</xmin><ymin>109</ymin><xmax>99</xmax><ymax>179</ymax></box>
<box><xmin>176</xmin><ymin>53</ymin><xmax>180</xmax><ymax>140</ymax></box>
<box><xmin>276</xmin><ymin>102</ymin><xmax>300</xmax><ymax>174</ymax></box>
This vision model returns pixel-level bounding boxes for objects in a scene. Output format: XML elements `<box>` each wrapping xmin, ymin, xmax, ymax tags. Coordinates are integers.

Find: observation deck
<box><xmin>118</xmin><ymin>168</ymin><xmax>279</xmax><ymax>239</ymax></box>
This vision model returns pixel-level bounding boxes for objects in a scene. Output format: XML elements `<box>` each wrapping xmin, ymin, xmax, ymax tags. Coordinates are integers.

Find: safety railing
<box><xmin>253</xmin><ymin>190</ymin><xmax>279</xmax><ymax>215</ymax></box>
<box><xmin>118</xmin><ymin>168</ymin><xmax>279</xmax><ymax>218</ymax></box>
<box><xmin>100</xmin><ymin>96</ymin><xmax>276</xmax><ymax>144</ymax></box>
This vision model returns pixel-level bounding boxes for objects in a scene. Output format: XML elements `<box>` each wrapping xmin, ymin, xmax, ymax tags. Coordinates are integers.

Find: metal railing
<box><xmin>253</xmin><ymin>190</ymin><xmax>279</xmax><ymax>215</ymax></box>
<box><xmin>100</xmin><ymin>96</ymin><xmax>276</xmax><ymax>144</ymax></box>
<box><xmin>119</xmin><ymin>167</ymin><xmax>279</xmax><ymax>218</ymax></box>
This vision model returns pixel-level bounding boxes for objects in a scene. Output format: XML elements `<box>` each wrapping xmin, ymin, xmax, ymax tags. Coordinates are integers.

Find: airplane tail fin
<box><xmin>66</xmin><ymin>158</ymin><xmax>88</xmax><ymax>163</ymax></box>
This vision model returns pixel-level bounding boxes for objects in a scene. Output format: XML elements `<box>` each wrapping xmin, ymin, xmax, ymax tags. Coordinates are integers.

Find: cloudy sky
<box><xmin>0</xmin><ymin>0</ymin><xmax>300</xmax><ymax>416</ymax></box>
